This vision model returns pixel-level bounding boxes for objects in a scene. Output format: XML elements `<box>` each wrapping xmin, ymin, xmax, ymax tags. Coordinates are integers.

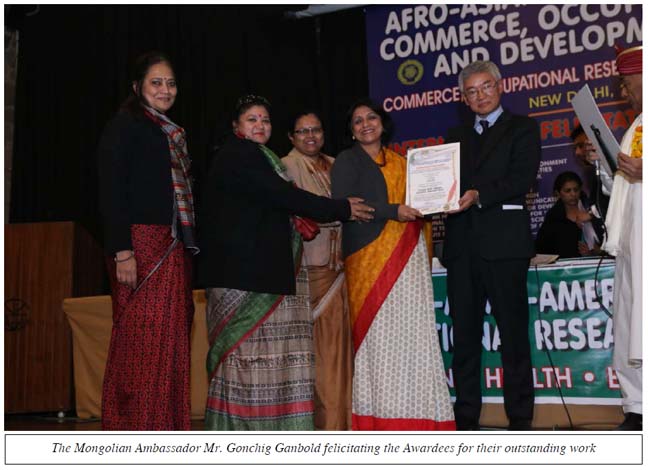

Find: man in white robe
<box><xmin>599</xmin><ymin>44</ymin><xmax>642</xmax><ymax>430</ymax></box>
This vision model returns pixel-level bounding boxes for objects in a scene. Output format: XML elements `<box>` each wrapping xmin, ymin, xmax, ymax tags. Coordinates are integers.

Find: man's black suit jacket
<box><xmin>197</xmin><ymin>135</ymin><xmax>350</xmax><ymax>295</ymax></box>
<box><xmin>442</xmin><ymin>110</ymin><xmax>541</xmax><ymax>262</ymax></box>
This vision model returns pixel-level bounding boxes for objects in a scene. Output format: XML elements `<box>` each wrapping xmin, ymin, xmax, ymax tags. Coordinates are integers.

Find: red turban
<box><xmin>615</xmin><ymin>44</ymin><xmax>642</xmax><ymax>75</ymax></box>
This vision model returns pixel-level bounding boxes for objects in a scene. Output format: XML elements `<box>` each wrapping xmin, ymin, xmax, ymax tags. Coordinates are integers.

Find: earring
<box><xmin>352</xmin><ymin>135</ymin><xmax>356</xmax><ymax>140</ymax></box>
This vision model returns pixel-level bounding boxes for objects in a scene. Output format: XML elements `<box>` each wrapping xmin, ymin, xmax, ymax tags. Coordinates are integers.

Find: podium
<box><xmin>4</xmin><ymin>222</ymin><xmax>105</xmax><ymax>413</ymax></box>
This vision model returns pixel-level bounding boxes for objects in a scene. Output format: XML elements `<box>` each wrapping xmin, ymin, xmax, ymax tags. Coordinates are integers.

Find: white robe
<box><xmin>602</xmin><ymin>113</ymin><xmax>642</xmax><ymax>413</ymax></box>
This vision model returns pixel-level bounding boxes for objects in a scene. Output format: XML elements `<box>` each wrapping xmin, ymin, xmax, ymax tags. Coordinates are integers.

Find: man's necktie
<box><xmin>480</xmin><ymin>120</ymin><xmax>489</xmax><ymax>133</ymax></box>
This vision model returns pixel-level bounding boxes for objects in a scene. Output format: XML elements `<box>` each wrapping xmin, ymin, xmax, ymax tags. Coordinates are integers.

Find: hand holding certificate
<box><xmin>405</xmin><ymin>142</ymin><xmax>460</xmax><ymax>215</ymax></box>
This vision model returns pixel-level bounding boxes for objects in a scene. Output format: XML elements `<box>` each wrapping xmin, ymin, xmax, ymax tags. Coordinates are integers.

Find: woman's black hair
<box><xmin>570</xmin><ymin>124</ymin><xmax>585</xmax><ymax>142</ymax></box>
<box><xmin>553</xmin><ymin>171</ymin><xmax>583</xmax><ymax>193</ymax></box>
<box><xmin>120</xmin><ymin>51</ymin><xmax>175</xmax><ymax>117</ymax></box>
<box><xmin>344</xmin><ymin>98</ymin><xmax>394</xmax><ymax>146</ymax></box>
<box><xmin>286</xmin><ymin>109</ymin><xmax>323</xmax><ymax>135</ymax></box>
<box><xmin>232</xmin><ymin>94</ymin><xmax>271</xmax><ymax>122</ymax></box>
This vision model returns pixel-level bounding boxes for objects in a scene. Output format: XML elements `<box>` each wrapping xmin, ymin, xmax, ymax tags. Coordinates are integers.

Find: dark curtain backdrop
<box><xmin>7</xmin><ymin>5</ymin><xmax>368</xmax><ymax>245</ymax></box>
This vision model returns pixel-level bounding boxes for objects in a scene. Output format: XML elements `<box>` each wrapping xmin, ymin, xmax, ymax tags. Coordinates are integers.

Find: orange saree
<box><xmin>343</xmin><ymin>148</ymin><xmax>455</xmax><ymax>431</ymax></box>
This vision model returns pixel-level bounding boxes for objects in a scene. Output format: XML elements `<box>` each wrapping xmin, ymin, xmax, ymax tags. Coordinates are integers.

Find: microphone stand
<box><xmin>590</xmin><ymin>124</ymin><xmax>617</xmax><ymax>173</ymax></box>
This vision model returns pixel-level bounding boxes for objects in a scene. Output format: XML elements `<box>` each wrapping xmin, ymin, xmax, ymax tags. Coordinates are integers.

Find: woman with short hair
<box><xmin>331</xmin><ymin>98</ymin><xmax>455</xmax><ymax>431</ymax></box>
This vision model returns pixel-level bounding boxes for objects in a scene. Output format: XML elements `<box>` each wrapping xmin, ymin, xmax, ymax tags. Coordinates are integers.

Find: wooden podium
<box><xmin>4</xmin><ymin>222</ymin><xmax>105</xmax><ymax>413</ymax></box>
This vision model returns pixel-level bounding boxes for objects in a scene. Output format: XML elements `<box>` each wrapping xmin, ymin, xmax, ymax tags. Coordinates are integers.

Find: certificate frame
<box><xmin>405</xmin><ymin>142</ymin><xmax>460</xmax><ymax>215</ymax></box>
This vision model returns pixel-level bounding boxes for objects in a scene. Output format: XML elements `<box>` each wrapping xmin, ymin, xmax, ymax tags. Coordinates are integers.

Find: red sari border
<box><xmin>352</xmin><ymin>221</ymin><xmax>422</xmax><ymax>352</ymax></box>
<box><xmin>352</xmin><ymin>413</ymin><xmax>457</xmax><ymax>431</ymax></box>
<box><xmin>206</xmin><ymin>396</ymin><xmax>314</xmax><ymax>419</ymax></box>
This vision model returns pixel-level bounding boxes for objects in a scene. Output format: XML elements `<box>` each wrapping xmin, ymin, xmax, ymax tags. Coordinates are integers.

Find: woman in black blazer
<box><xmin>96</xmin><ymin>51</ymin><xmax>198</xmax><ymax>431</ymax></box>
<box><xmin>198</xmin><ymin>95</ymin><xmax>372</xmax><ymax>431</ymax></box>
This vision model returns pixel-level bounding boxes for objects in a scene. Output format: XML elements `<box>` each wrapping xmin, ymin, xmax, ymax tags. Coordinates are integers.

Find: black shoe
<box><xmin>616</xmin><ymin>413</ymin><xmax>642</xmax><ymax>431</ymax></box>
<box><xmin>456</xmin><ymin>420</ymin><xmax>480</xmax><ymax>431</ymax></box>
<box><xmin>508</xmin><ymin>420</ymin><xmax>532</xmax><ymax>431</ymax></box>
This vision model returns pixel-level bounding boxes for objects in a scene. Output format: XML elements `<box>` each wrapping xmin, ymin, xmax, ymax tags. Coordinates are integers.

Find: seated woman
<box><xmin>197</xmin><ymin>95</ymin><xmax>373</xmax><ymax>431</ymax></box>
<box><xmin>331</xmin><ymin>98</ymin><xmax>455</xmax><ymax>431</ymax></box>
<box><xmin>282</xmin><ymin>110</ymin><xmax>353</xmax><ymax>430</ymax></box>
<box><xmin>536</xmin><ymin>171</ymin><xmax>604</xmax><ymax>258</ymax></box>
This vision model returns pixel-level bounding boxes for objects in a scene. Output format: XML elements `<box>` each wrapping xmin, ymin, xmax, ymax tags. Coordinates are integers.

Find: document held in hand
<box><xmin>571</xmin><ymin>84</ymin><xmax>621</xmax><ymax>175</ymax></box>
<box><xmin>405</xmin><ymin>142</ymin><xmax>460</xmax><ymax>215</ymax></box>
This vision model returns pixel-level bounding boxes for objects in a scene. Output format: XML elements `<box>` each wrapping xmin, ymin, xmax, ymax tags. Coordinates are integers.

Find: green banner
<box><xmin>433</xmin><ymin>259</ymin><xmax>622</xmax><ymax>404</ymax></box>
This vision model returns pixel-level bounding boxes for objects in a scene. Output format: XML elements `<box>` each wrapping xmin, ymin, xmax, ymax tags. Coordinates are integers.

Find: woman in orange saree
<box><xmin>331</xmin><ymin>99</ymin><xmax>455</xmax><ymax>431</ymax></box>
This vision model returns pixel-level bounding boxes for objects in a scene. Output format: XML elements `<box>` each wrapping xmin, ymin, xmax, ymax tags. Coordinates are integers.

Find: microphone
<box><xmin>590</xmin><ymin>124</ymin><xmax>617</xmax><ymax>173</ymax></box>
<box><xmin>591</xmin><ymin>157</ymin><xmax>607</xmax><ymax>222</ymax></box>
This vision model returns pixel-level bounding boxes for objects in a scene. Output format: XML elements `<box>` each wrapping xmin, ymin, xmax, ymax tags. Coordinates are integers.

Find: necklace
<box><xmin>310</xmin><ymin>154</ymin><xmax>330</xmax><ymax>172</ymax></box>
<box><xmin>302</xmin><ymin>154</ymin><xmax>332</xmax><ymax>198</ymax></box>
<box><xmin>373</xmin><ymin>148</ymin><xmax>386</xmax><ymax>167</ymax></box>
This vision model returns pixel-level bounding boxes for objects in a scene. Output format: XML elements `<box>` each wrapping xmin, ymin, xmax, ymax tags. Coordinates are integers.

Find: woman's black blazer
<box><xmin>197</xmin><ymin>135</ymin><xmax>350</xmax><ymax>295</ymax></box>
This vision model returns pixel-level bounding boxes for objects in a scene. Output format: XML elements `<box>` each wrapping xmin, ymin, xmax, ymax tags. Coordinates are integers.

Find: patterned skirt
<box><xmin>350</xmin><ymin>234</ymin><xmax>455</xmax><ymax>430</ymax></box>
<box><xmin>102</xmin><ymin>224</ymin><xmax>193</xmax><ymax>430</ymax></box>
<box><xmin>204</xmin><ymin>270</ymin><xmax>315</xmax><ymax>430</ymax></box>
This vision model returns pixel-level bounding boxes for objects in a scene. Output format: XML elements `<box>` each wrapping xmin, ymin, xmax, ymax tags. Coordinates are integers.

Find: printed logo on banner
<box><xmin>397</xmin><ymin>59</ymin><xmax>424</xmax><ymax>85</ymax></box>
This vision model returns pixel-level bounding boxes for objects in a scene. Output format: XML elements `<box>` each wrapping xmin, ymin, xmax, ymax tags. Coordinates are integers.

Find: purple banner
<box><xmin>365</xmin><ymin>5</ymin><xmax>642</xmax><ymax>236</ymax></box>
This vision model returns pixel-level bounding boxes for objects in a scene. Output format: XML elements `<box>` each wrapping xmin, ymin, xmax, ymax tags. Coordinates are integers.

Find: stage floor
<box><xmin>4</xmin><ymin>413</ymin><xmax>205</xmax><ymax>431</ymax></box>
<box><xmin>5</xmin><ymin>413</ymin><xmax>617</xmax><ymax>432</ymax></box>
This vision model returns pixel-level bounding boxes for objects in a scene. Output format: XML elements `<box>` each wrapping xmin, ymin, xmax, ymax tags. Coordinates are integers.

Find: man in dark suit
<box><xmin>442</xmin><ymin>60</ymin><xmax>541</xmax><ymax>431</ymax></box>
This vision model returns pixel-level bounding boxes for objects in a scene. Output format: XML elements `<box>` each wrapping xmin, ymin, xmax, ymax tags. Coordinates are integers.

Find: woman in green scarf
<box><xmin>197</xmin><ymin>95</ymin><xmax>372</xmax><ymax>430</ymax></box>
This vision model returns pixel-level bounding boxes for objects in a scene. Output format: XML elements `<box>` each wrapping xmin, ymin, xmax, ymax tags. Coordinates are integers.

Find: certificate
<box><xmin>405</xmin><ymin>143</ymin><xmax>460</xmax><ymax>215</ymax></box>
<box><xmin>571</xmin><ymin>84</ymin><xmax>621</xmax><ymax>175</ymax></box>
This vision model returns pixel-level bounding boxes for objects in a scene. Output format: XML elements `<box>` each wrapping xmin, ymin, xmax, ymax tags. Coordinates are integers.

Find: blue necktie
<box><xmin>480</xmin><ymin>120</ymin><xmax>489</xmax><ymax>133</ymax></box>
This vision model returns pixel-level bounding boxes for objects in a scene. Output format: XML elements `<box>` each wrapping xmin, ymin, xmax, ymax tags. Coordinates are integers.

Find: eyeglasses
<box><xmin>293</xmin><ymin>127</ymin><xmax>323</xmax><ymax>136</ymax></box>
<box><xmin>464</xmin><ymin>81</ymin><xmax>499</xmax><ymax>100</ymax></box>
